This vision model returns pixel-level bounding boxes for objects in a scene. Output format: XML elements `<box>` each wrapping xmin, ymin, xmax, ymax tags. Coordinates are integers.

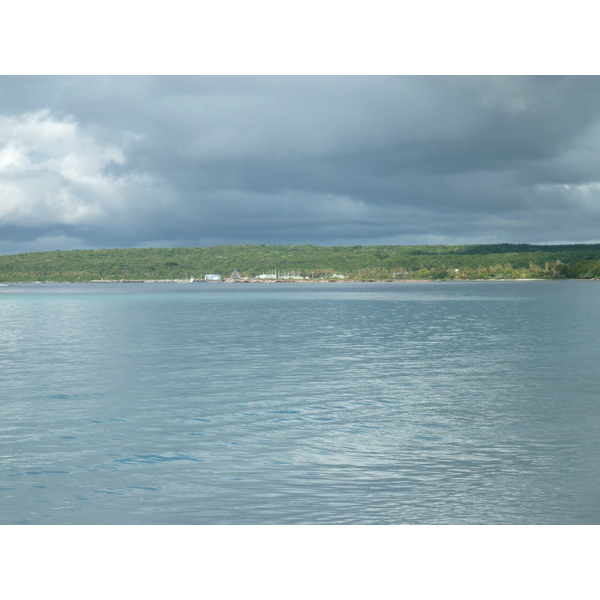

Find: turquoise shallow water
<box><xmin>1</xmin><ymin>280</ymin><xmax>600</xmax><ymax>524</ymax></box>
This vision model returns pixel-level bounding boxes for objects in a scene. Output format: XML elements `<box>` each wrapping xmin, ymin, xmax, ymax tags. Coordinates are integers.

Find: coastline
<box><xmin>2</xmin><ymin>277</ymin><xmax>587</xmax><ymax>285</ymax></box>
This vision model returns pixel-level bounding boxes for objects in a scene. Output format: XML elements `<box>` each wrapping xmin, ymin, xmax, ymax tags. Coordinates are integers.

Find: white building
<box><xmin>205</xmin><ymin>274</ymin><xmax>222</xmax><ymax>281</ymax></box>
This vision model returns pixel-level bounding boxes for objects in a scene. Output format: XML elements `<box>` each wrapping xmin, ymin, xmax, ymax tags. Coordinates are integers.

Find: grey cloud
<box><xmin>1</xmin><ymin>76</ymin><xmax>600</xmax><ymax>253</ymax></box>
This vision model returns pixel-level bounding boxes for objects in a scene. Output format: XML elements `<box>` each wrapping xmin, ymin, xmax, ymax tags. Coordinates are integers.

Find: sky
<box><xmin>1</xmin><ymin>75</ymin><xmax>600</xmax><ymax>254</ymax></box>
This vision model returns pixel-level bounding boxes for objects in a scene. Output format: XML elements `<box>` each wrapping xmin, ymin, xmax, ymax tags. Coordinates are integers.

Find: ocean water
<box><xmin>1</xmin><ymin>280</ymin><xmax>600</xmax><ymax>524</ymax></box>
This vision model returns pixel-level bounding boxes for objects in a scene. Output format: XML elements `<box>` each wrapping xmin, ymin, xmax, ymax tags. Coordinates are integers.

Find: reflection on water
<box><xmin>1</xmin><ymin>281</ymin><xmax>600</xmax><ymax>524</ymax></box>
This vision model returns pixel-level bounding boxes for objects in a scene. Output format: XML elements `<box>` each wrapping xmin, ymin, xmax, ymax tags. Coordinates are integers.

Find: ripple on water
<box><xmin>2</xmin><ymin>281</ymin><xmax>600</xmax><ymax>524</ymax></box>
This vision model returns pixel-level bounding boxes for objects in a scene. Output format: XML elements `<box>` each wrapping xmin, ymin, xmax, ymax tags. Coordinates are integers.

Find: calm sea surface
<box><xmin>1</xmin><ymin>280</ymin><xmax>600</xmax><ymax>524</ymax></box>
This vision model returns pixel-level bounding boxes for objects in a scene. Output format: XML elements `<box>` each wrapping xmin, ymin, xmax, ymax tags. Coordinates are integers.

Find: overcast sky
<box><xmin>1</xmin><ymin>75</ymin><xmax>600</xmax><ymax>253</ymax></box>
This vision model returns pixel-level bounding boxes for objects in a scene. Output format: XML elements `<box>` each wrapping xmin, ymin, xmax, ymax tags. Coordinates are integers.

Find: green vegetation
<box><xmin>1</xmin><ymin>243</ymin><xmax>600</xmax><ymax>282</ymax></box>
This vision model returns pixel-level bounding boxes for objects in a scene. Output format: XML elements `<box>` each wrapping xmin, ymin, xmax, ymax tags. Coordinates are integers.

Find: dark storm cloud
<box><xmin>1</xmin><ymin>75</ymin><xmax>600</xmax><ymax>253</ymax></box>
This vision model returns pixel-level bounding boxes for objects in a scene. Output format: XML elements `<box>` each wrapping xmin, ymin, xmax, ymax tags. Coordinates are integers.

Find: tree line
<box><xmin>1</xmin><ymin>243</ymin><xmax>600</xmax><ymax>282</ymax></box>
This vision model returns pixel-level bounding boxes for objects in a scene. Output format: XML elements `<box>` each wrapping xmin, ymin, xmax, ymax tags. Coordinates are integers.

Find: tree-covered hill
<box><xmin>1</xmin><ymin>243</ymin><xmax>600</xmax><ymax>282</ymax></box>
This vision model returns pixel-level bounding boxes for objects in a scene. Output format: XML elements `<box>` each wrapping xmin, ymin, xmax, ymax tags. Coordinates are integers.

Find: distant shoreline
<box><xmin>2</xmin><ymin>243</ymin><xmax>599</xmax><ymax>281</ymax></box>
<box><xmin>4</xmin><ymin>278</ymin><xmax>590</xmax><ymax>285</ymax></box>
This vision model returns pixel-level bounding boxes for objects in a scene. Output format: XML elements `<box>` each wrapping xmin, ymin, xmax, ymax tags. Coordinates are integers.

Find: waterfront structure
<box><xmin>205</xmin><ymin>274</ymin><xmax>222</xmax><ymax>281</ymax></box>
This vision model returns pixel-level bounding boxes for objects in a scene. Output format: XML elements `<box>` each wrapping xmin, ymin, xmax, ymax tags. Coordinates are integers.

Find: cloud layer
<box><xmin>1</xmin><ymin>76</ymin><xmax>600</xmax><ymax>253</ymax></box>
